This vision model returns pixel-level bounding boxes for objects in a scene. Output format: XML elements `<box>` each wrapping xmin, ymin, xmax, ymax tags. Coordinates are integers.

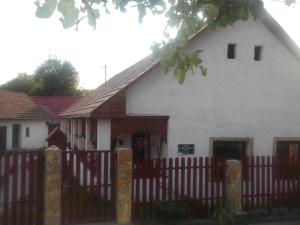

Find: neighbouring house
<box><xmin>33</xmin><ymin>96</ymin><xmax>82</xmax><ymax>131</ymax></box>
<box><xmin>60</xmin><ymin>10</ymin><xmax>300</xmax><ymax>161</ymax></box>
<box><xmin>33</xmin><ymin>96</ymin><xmax>82</xmax><ymax>149</ymax></box>
<box><xmin>0</xmin><ymin>91</ymin><xmax>49</xmax><ymax>150</ymax></box>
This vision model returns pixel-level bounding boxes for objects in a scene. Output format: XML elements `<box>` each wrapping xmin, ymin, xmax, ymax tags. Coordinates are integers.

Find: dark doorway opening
<box><xmin>132</xmin><ymin>133</ymin><xmax>150</xmax><ymax>162</ymax></box>
<box><xmin>0</xmin><ymin>126</ymin><xmax>7</xmax><ymax>151</ymax></box>
<box><xmin>12</xmin><ymin>124</ymin><xmax>21</xmax><ymax>149</ymax></box>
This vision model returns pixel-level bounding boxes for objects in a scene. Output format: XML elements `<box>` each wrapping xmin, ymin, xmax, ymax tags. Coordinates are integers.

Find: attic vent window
<box><xmin>254</xmin><ymin>46</ymin><xmax>263</xmax><ymax>61</ymax></box>
<box><xmin>227</xmin><ymin>44</ymin><xmax>236</xmax><ymax>59</ymax></box>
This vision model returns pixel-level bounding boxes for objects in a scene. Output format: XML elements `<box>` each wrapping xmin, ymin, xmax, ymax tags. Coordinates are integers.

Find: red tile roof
<box><xmin>33</xmin><ymin>96</ymin><xmax>82</xmax><ymax>120</ymax></box>
<box><xmin>0</xmin><ymin>91</ymin><xmax>49</xmax><ymax>120</ymax></box>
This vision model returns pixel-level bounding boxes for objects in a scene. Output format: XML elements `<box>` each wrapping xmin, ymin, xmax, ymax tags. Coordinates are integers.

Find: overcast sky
<box><xmin>0</xmin><ymin>0</ymin><xmax>299</xmax><ymax>89</ymax></box>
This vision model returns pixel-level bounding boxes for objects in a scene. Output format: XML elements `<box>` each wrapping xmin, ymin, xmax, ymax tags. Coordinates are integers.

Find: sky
<box><xmin>0</xmin><ymin>0</ymin><xmax>299</xmax><ymax>90</ymax></box>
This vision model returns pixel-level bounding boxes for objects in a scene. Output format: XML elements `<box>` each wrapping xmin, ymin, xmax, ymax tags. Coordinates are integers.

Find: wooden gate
<box><xmin>0</xmin><ymin>151</ymin><xmax>44</xmax><ymax>225</ymax></box>
<box><xmin>61</xmin><ymin>150</ymin><xmax>116</xmax><ymax>225</ymax></box>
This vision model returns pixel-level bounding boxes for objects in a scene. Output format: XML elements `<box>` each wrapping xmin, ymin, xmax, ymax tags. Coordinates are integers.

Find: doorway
<box><xmin>132</xmin><ymin>133</ymin><xmax>150</xmax><ymax>162</ymax></box>
<box><xmin>12</xmin><ymin>124</ymin><xmax>21</xmax><ymax>149</ymax></box>
<box><xmin>0</xmin><ymin>126</ymin><xmax>7</xmax><ymax>151</ymax></box>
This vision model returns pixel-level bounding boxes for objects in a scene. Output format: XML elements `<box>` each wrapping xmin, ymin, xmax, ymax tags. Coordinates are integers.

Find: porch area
<box><xmin>61</xmin><ymin>115</ymin><xmax>169</xmax><ymax>160</ymax></box>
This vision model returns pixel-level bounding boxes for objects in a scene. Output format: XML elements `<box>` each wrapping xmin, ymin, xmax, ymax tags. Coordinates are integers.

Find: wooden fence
<box><xmin>61</xmin><ymin>150</ymin><xmax>116</xmax><ymax>225</ymax></box>
<box><xmin>242</xmin><ymin>156</ymin><xmax>300</xmax><ymax>210</ymax></box>
<box><xmin>132</xmin><ymin>157</ymin><xmax>226</xmax><ymax>218</ymax></box>
<box><xmin>0</xmin><ymin>151</ymin><xmax>44</xmax><ymax>225</ymax></box>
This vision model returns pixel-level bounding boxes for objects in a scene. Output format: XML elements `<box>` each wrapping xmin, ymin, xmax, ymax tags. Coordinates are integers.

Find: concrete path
<box><xmin>250</xmin><ymin>220</ymin><xmax>300</xmax><ymax>225</ymax></box>
<box><xmin>81</xmin><ymin>220</ymin><xmax>300</xmax><ymax>225</ymax></box>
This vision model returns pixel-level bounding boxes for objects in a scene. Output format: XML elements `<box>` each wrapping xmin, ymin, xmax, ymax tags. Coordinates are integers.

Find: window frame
<box><xmin>254</xmin><ymin>45</ymin><xmax>263</xmax><ymax>61</ymax></box>
<box><xmin>209</xmin><ymin>137</ymin><xmax>253</xmax><ymax>181</ymax></box>
<box><xmin>273</xmin><ymin>137</ymin><xmax>300</xmax><ymax>180</ymax></box>
<box><xmin>227</xmin><ymin>43</ymin><xmax>236</xmax><ymax>59</ymax></box>
<box><xmin>209</xmin><ymin>137</ymin><xmax>254</xmax><ymax>158</ymax></box>
<box><xmin>273</xmin><ymin>137</ymin><xmax>300</xmax><ymax>156</ymax></box>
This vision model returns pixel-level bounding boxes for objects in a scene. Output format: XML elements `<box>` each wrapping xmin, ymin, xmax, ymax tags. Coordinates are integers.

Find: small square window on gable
<box><xmin>227</xmin><ymin>44</ymin><xmax>236</xmax><ymax>59</ymax></box>
<box><xmin>254</xmin><ymin>46</ymin><xmax>263</xmax><ymax>61</ymax></box>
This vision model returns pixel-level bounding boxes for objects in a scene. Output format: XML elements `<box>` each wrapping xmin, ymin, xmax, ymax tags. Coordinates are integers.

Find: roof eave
<box><xmin>58</xmin><ymin>112</ymin><xmax>91</xmax><ymax>119</ymax></box>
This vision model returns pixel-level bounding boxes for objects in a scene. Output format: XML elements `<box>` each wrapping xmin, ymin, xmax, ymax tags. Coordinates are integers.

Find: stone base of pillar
<box><xmin>116</xmin><ymin>148</ymin><xmax>133</xmax><ymax>224</ymax></box>
<box><xmin>225</xmin><ymin>160</ymin><xmax>242</xmax><ymax>214</ymax></box>
<box><xmin>44</xmin><ymin>146</ymin><xmax>62</xmax><ymax>225</ymax></box>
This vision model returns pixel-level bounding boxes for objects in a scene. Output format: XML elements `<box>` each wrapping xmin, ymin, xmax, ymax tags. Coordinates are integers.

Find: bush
<box><xmin>153</xmin><ymin>201</ymin><xmax>188</xmax><ymax>225</ymax></box>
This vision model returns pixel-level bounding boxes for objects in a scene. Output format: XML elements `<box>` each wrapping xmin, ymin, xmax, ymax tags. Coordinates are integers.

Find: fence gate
<box><xmin>61</xmin><ymin>150</ymin><xmax>116</xmax><ymax>225</ymax></box>
<box><xmin>0</xmin><ymin>151</ymin><xmax>44</xmax><ymax>225</ymax></box>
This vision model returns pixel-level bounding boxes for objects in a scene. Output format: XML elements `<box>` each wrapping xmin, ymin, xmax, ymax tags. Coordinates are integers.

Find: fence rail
<box><xmin>242</xmin><ymin>156</ymin><xmax>300</xmax><ymax>211</ymax></box>
<box><xmin>0</xmin><ymin>151</ymin><xmax>44</xmax><ymax>225</ymax></box>
<box><xmin>132</xmin><ymin>157</ymin><xmax>226</xmax><ymax>218</ymax></box>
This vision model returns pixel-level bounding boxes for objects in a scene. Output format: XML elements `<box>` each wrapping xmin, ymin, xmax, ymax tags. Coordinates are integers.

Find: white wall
<box><xmin>126</xmin><ymin>19</ymin><xmax>300</xmax><ymax>157</ymax></box>
<box><xmin>0</xmin><ymin>120</ymin><xmax>48</xmax><ymax>150</ymax></box>
<box><xmin>97</xmin><ymin>119</ymin><xmax>111</xmax><ymax>150</ymax></box>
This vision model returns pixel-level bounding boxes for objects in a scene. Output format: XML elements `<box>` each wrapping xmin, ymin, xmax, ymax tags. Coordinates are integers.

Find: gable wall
<box><xmin>125</xmin><ymin>19</ymin><xmax>300</xmax><ymax>157</ymax></box>
<box><xmin>91</xmin><ymin>93</ymin><xmax>126</xmax><ymax>118</ymax></box>
<box><xmin>0</xmin><ymin>120</ymin><xmax>48</xmax><ymax>150</ymax></box>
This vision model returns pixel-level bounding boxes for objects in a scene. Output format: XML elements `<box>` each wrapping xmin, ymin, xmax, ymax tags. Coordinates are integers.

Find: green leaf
<box><xmin>88</xmin><ymin>8</ymin><xmax>100</xmax><ymax>28</ymax></box>
<box><xmin>138</xmin><ymin>5</ymin><xmax>146</xmax><ymax>23</ymax></box>
<box><xmin>203</xmin><ymin>3</ymin><xmax>219</xmax><ymax>18</ymax></box>
<box><xmin>57</xmin><ymin>0</ymin><xmax>79</xmax><ymax>28</ymax></box>
<box><xmin>175</xmin><ymin>67</ymin><xmax>185</xmax><ymax>84</ymax></box>
<box><xmin>35</xmin><ymin>0</ymin><xmax>58</xmax><ymax>18</ymax></box>
<box><xmin>90</xmin><ymin>0</ymin><xmax>101</xmax><ymax>3</ymax></box>
<box><xmin>200</xmin><ymin>66</ymin><xmax>207</xmax><ymax>76</ymax></box>
<box><xmin>114</xmin><ymin>0</ymin><xmax>129</xmax><ymax>12</ymax></box>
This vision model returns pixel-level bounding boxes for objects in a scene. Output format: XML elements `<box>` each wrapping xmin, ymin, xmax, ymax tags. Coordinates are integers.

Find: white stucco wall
<box><xmin>126</xmin><ymin>19</ymin><xmax>300</xmax><ymax>157</ymax></box>
<box><xmin>97</xmin><ymin>119</ymin><xmax>111</xmax><ymax>150</ymax></box>
<box><xmin>0</xmin><ymin>120</ymin><xmax>48</xmax><ymax>150</ymax></box>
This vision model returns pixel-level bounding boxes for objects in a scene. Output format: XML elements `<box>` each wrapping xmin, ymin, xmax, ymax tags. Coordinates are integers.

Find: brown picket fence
<box><xmin>242</xmin><ymin>156</ymin><xmax>300</xmax><ymax>211</ymax></box>
<box><xmin>0</xmin><ymin>151</ymin><xmax>44</xmax><ymax>225</ymax></box>
<box><xmin>61</xmin><ymin>150</ymin><xmax>116</xmax><ymax>225</ymax></box>
<box><xmin>132</xmin><ymin>157</ymin><xmax>226</xmax><ymax>219</ymax></box>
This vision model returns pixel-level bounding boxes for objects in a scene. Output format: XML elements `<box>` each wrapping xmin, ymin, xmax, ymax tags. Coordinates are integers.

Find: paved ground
<box><xmin>250</xmin><ymin>221</ymin><xmax>300</xmax><ymax>225</ymax></box>
<box><xmin>82</xmin><ymin>219</ymin><xmax>300</xmax><ymax>225</ymax></box>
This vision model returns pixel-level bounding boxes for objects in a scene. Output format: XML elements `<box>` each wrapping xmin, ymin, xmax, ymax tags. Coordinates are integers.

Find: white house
<box><xmin>60</xmin><ymin>10</ymin><xmax>300</xmax><ymax>161</ymax></box>
<box><xmin>0</xmin><ymin>91</ymin><xmax>49</xmax><ymax>150</ymax></box>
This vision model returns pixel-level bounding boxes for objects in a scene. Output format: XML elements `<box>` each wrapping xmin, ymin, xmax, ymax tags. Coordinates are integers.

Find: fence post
<box><xmin>44</xmin><ymin>146</ymin><xmax>62</xmax><ymax>225</ymax></box>
<box><xmin>225</xmin><ymin>160</ymin><xmax>242</xmax><ymax>214</ymax></box>
<box><xmin>116</xmin><ymin>148</ymin><xmax>133</xmax><ymax>224</ymax></box>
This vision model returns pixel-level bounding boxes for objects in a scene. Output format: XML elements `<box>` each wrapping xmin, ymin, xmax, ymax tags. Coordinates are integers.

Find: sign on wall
<box><xmin>178</xmin><ymin>144</ymin><xmax>195</xmax><ymax>155</ymax></box>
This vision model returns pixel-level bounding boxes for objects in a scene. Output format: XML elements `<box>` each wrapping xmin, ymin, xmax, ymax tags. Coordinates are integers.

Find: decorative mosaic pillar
<box><xmin>116</xmin><ymin>148</ymin><xmax>133</xmax><ymax>224</ymax></box>
<box><xmin>44</xmin><ymin>146</ymin><xmax>62</xmax><ymax>225</ymax></box>
<box><xmin>225</xmin><ymin>160</ymin><xmax>242</xmax><ymax>214</ymax></box>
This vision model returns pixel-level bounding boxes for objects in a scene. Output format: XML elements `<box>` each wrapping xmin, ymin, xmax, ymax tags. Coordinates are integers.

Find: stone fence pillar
<box><xmin>116</xmin><ymin>148</ymin><xmax>133</xmax><ymax>224</ymax></box>
<box><xmin>44</xmin><ymin>146</ymin><xmax>62</xmax><ymax>225</ymax></box>
<box><xmin>225</xmin><ymin>160</ymin><xmax>242</xmax><ymax>214</ymax></box>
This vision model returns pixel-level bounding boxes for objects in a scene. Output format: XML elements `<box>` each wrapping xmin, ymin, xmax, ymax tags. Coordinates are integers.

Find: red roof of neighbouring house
<box><xmin>33</xmin><ymin>96</ymin><xmax>82</xmax><ymax>120</ymax></box>
<box><xmin>0</xmin><ymin>91</ymin><xmax>49</xmax><ymax>120</ymax></box>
